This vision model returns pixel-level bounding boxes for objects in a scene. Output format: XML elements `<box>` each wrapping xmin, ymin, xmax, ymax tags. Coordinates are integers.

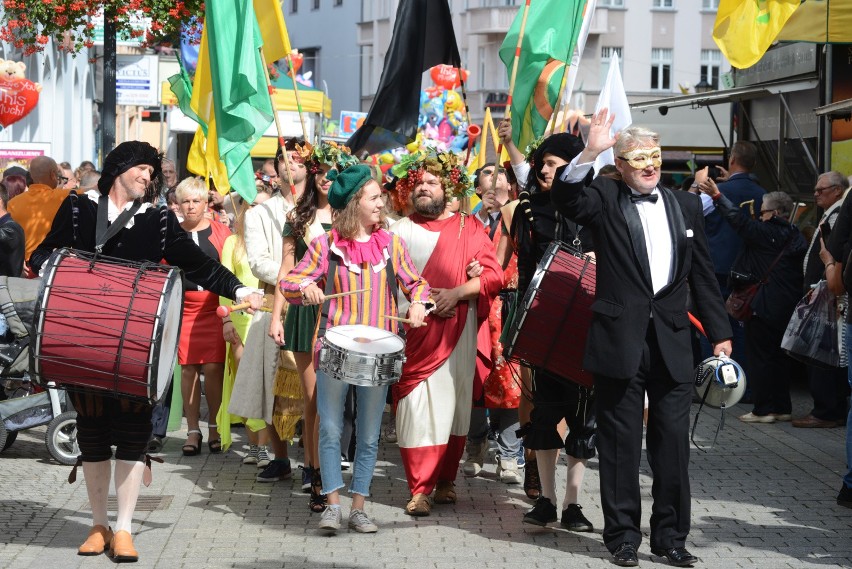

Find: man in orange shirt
<box><xmin>7</xmin><ymin>155</ymin><xmax>69</xmax><ymax>265</ymax></box>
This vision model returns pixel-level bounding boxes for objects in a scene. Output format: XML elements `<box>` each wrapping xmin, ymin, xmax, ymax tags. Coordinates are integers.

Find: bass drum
<box><xmin>32</xmin><ymin>248</ymin><xmax>183</xmax><ymax>403</ymax></box>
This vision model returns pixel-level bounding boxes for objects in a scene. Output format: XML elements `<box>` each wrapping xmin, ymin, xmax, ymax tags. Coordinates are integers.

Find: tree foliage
<box><xmin>0</xmin><ymin>0</ymin><xmax>204</xmax><ymax>55</ymax></box>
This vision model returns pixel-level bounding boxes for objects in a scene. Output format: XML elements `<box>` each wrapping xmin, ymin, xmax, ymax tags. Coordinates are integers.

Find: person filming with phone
<box><xmin>697</xmin><ymin>177</ymin><xmax>806</xmax><ymax>425</ymax></box>
<box><xmin>792</xmin><ymin>172</ymin><xmax>849</xmax><ymax>428</ymax></box>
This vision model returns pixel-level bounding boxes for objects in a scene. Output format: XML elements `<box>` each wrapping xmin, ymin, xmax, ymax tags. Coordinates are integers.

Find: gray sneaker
<box><xmin>242</xmin><ymin>444</ymin><xmax>259</xmax><ymax>465</ymax></box>
<box><xmin>318</xmin><ymin>505</ymin><xmax>342</xmax><ymax>534</ymax></box>
<box><xmin>256</xmin><ymin>446</ymin><xmax>271</xmax><ymax>468</ymax></box>
<box><xmin>348</xmin><ymin>509</ymin><xmax>378</xmax><ymax>533</ymax></box>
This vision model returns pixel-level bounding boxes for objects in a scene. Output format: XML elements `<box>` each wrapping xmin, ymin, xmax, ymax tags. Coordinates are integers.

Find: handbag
<box><xmin>725</xmin><ymin>283</ymin><xmax>761</xmax><ymax>321</ymax></box>
<box><xmin>725</xmin><ymin>229</ymin><xmax>797</xmax><ymax>321</ymax></box>
<box><xmin>781</xmin><ymin>280</ymin><xmax>841</xmax><ymax>368</ymax></box>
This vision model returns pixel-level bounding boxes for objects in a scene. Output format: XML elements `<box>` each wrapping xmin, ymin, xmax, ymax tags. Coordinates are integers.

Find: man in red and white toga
<box><xmin>390</xmin><ymin>156</ymin><xmax>503</xmax><ymax>517</ymax></box>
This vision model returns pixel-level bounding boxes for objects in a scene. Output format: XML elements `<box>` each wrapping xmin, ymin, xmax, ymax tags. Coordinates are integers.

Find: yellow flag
<box><xmin>188</xmin><ymin>25</ymin><xmax>231</xmax><ymax>193</ymax></box>
<box><xmin>713</xmin><ymin>0</ymin><xmax>801</xmax><ymax>69</ymax></box>
<box><xmin>777</xmin><ymin>0</ymin><xmax>852</xmax><ymax>43</ymax></box>
<box><xmin>468</xmin><ymin>108</ymin><xmax>511</xmax><ymax>174</ymax></box>
<box><xmin>254</xmin><ymin>0</ymin><xmax>292</xmax><ymax>63</ymax></box>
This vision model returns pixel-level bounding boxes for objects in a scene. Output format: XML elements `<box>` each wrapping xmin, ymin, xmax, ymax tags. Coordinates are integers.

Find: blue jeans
<box><xmin>316</xmin><ymin>370</ymin><xmax>387</xmax><ymax>497</ymax></box>
<box><xmin>845</xmin><ymin>324</ymin><xmax>852</xmax><ymax>489</ymax></box>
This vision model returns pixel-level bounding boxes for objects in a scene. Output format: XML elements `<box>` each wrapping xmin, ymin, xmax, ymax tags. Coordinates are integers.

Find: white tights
<box><xmin>82</xmin><ymin>459</ymin><xmax>144</xmax><ymax>534</ymax></box>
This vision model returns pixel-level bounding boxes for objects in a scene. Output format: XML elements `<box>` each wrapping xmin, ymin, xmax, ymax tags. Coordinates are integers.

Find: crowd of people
<box><xmin>1</xmin><ymin>112</ymin><xmax>851</xmax><ymax>567</ymax></box>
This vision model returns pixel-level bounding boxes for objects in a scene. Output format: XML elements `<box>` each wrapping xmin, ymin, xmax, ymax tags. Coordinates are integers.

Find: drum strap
<box><xmin>317</xmin><ymin>255</ymin><xmax>339</xmax><ymax>339</ymax></box>
<box><xmin>95</xmin><ymin>194</ymin><xmax>142</xmax><ymax>254</ymax></box>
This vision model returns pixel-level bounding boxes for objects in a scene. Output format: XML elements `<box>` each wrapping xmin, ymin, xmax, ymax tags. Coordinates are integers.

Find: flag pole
<box><xmin>559</xmin><ymin>0</ymin><xmax>596</xmax><ymax>133</ymax></box>
<box><xmin>286</xmin><ymin>52</ymin><xmax>311</xmax><ymax>142</ymax></box>
<box><xmin>258</xmin><ymin>48</ymin><xmax>298</xmax><ymax>201</ymax></box>
<box><xmin>489</xmin><ymin>0</ymin><xmax>532</xmax><ymax>197</ymax></box>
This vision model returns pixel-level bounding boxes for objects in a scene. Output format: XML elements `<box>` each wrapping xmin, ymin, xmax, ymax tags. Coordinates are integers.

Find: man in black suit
<box><xmin>551</xmin><ymin>110</ymin><xmax>732</xmax><ymax>567</ymax></box>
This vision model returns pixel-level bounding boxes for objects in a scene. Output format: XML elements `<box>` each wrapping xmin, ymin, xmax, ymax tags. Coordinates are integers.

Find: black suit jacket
<box><xmin>551</xmin><ymin>173</ymin><xmax>731</xmax><ymax>381</ymax></box>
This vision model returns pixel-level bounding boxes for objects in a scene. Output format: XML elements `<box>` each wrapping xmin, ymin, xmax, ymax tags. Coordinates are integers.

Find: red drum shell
<box><xmin>32</xmin><ymin>249</ymin><xmax>182</xmax><ymax>403</ymax></box>
<box><xmin>505</xmin><ymin>241</ymin><xmax>595</xmax><ymax>387</ymax></box>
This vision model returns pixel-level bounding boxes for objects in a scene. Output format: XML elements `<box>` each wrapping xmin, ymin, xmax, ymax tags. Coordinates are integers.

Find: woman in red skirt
<box><xmin>176</xmin><ymin>177</ymin><xmax>233</xmax><ymax>455</ymax></box>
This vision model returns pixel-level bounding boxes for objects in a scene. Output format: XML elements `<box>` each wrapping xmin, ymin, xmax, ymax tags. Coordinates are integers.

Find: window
<box><xmin>650</xmin><ymin>48</ymin><xmax>672</xmax><ymax>91</ymax></box>
<box><xmin>312</xmin><ymin>0</ymin><xmax>320</xmax><ymax>9</ymax></box>
<box><xmin>701</xmin><ymin>0</ymin><xmax>719</xmax><ymax>8</ymax></box>
<box><xmin>652</xmin><ymin>0</ymin><xmax>673</xmax><ymax>7</ymax></box>
<box><xmin>598</xmin><ymin>0</ymin><xmax>625</xmax><ymax>6</ymax></box>
<box><xmin>334</xmin><ymin>0</ymin><xmax>342</xmax><ymax>5</ymax></box>
<box><xmin>600</xmin><ymin>46</ymin><xmax>623</xmax><ymax>85</ymax></box>
<box><xmin>700</xmin><ymin>49</ymin><xmax>722</xmax><ymax>90</ymax></box>
<box><xmin>291</xmin><ymin>0</ymin><xmax>298</xmax><ymax>13</ymax></box>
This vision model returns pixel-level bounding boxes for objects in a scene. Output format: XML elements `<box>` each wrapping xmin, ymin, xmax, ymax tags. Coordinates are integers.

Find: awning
<box><xmin>629</xmin><ymin>77</ymin><xmax>819</xmax><ymax>111</ymax></box>
<box><xmin>814</xmin><ymin>98</ymin><xmax>852</xmax><ymax>119</ymax></box>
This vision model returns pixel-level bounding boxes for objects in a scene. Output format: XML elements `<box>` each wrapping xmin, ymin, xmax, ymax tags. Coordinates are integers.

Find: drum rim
<box><xmin>147</xmin><ymin>267</ymin><xmax>182</xmax><ymax>402</ymax></box>
<box><xmin>318</xmin><ymin>334</ymin><xmax>406</xmax><ymax>359</ymax></box>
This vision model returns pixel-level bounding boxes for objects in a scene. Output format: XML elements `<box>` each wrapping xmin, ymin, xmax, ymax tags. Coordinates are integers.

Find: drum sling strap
<box><xmin>94</xmin><ymin>194</ymin><xmax>142</xmax><ymax>254</ymax></box>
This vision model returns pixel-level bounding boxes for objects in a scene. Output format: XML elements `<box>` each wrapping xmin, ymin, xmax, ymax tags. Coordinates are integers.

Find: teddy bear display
<box><xmin>0</xmin><ymin>59</ymin><xmax>41</xmax><ymax>130</ymax></box>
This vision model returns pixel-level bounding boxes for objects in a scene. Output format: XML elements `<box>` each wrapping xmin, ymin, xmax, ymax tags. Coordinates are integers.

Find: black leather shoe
<box><xmin>612</xmin><ymin>542</ymin><xmax>639</xmax><ymax>567</ymax></box>
<box><xmin>651</xmin><ymin>547</ymin><xmax>698</xmax><ymax>567</ymax></box>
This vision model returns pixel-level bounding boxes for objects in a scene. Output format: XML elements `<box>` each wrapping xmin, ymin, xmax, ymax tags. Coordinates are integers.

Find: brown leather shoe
<box><xmin>792</xmin><ymin>414</ymin><xmax>839</xmax><ymax>428</ymax></box>
<box><xmin>433</xmin><ymin>480</ymin><xmax>457</xmax><ymax>504</ymax></box>
<box><xmin>78</xmin><ymin>525</ymin><xmax>113</xmax><ymax>556</ymax></box>
<box><xmin>109</xmin><ymin>530</ymin><xmax>139</xmax><ymax>562</ymax></box>
<box><xmin>405</xmin><ymin>493</ymin><xmax>432</xmax><ymax>516</ymax></box>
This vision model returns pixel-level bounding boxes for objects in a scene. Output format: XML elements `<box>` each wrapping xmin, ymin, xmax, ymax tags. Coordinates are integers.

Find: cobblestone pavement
<box><xmin>1</xmin><ymin>382</ymin><xmax>851</xmax><ymax>569</ymax></box>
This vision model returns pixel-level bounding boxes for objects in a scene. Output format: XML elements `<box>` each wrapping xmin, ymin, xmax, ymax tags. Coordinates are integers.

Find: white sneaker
<box><xmin>383</xmin><ymin>421</ymin><xmax>397</xmax><ymax>443</ymax></box>
<box><xmin>348</xmin><ymin>509</ymin><xmax>378</xmax><ymax>533</ymax></box>
<box><xmin>319</xmin><ymin>505</ymin><xmax>342</xmax><ymax>534</ymax></box>
<box><xmin>462</xmin><ymin>440</ymin><xmax>487</xmax><ymax>476</ymax></box>
<box><xmin>256</xmin><ymin>446</ymin><xmax>271</xmax><ymax>468</ymax></box>
<box><xmin>496</xmin><ymin>457</ymin><xmax>522</xmax><ymax>485</ymax></box>
<box><xmin>242</xmin><ymin>444</ymin><xmax>259</xmax><ymax>465</ymax></box>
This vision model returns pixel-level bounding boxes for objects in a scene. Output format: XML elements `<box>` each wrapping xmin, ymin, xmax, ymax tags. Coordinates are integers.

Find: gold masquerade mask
<box><xmin>618</xmin><ymin>147</ymin><xmax>662</xmax><ymax>170</ymax></box>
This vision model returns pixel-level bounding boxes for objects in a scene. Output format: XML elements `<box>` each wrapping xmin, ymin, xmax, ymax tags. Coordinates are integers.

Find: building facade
<box><xmin>281</xmin><ymin>0</ymin><xmax>731</xmax><ymax>151</ymax></box>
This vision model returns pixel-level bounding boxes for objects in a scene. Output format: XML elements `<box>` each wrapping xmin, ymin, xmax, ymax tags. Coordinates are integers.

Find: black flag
<box><xmin>347</xmin><ymin>0</ymin><xmax>461</xmax><ymax>156</ymax></box>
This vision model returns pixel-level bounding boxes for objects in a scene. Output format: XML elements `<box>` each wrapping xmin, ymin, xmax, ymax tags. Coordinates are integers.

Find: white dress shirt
<box><xmin>560</xmin><ymin>158</ymin><xmax>674</xmax><ymax>294</ymax></box>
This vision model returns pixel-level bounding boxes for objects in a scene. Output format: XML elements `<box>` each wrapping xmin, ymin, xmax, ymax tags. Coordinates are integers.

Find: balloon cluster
<box><xmin>371</xmin><ymin>66</ymin><xmax>473</xmax><ymax>174</ymax></box>
<box><xmin>417</xmin><ymin>65</ymin><xmax>470</xmax><ymax>153</ymax></box>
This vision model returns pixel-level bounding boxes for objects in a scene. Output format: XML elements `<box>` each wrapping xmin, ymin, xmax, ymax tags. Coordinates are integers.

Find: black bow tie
<box><xmin>630</xmin><ymin>193</ymin><xmax>658</xmax><ymax>204</ymax></box>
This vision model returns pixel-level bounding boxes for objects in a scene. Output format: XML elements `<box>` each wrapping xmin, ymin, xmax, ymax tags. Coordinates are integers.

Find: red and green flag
<box><xmin>499</xmin><ymin>0</ymin><xmax>586</xmax><ymax>151</ymax></box>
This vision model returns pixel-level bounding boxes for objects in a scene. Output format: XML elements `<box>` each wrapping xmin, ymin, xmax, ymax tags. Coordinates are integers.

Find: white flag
<box><xmin>594</xmin><ymin>53</ymin><xmax>632</xmax><ymax>173</ymax></box>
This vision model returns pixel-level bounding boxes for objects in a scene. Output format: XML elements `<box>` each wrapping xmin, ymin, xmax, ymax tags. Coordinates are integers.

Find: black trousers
<box><xmin>808</xmin><ymin>364</ymin><xmax>850</xmax><ymax>421</ymax></box>
<box><xmin>744</xmin><ymin>316</ymin><xmax>792</xmax><ymax>416</ymax></box>
<box><xmin>595</xmin><ymin>321</ymin><xmax>692</xmax><ymax>552</ymax></box>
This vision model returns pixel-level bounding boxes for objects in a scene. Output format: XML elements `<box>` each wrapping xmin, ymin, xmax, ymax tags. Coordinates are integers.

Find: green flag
<box><xmin>168</xmin><ymin>58</ymin><xmax>206</xmax><ymax>135</ymax></box>
<box><xmin>499</xmin><ymin>0</ymin><xmax>586</xmax><ymax>151</ymax></box>
<box><xmin>205</xmin><ymin>0</ymin><xmax>274</xmax><ymax>202</ymax></box>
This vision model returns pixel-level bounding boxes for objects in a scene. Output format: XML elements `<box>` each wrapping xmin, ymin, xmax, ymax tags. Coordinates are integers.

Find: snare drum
<box><xmin>318</xmin><ymin>325</ymin><xmax>405</xmax><ymax>387</ymax></box>
<box><xmin>32</xmin><ymin>248</ymin><xmax>183</xmax><ymax>403</ymax></box>
<box><xmin>504</xmin><ymin>241</ymin><xmax>596</xmax><ymax>388</ymax></box>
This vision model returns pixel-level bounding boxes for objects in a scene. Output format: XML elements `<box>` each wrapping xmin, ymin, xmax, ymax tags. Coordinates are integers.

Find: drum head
<box><xmin>324</xmin><ymin>325</ymin><xmax>404</xmax><ymax>355</ymax></box>
<box><xmin>150</xmin><ymin>270</ymin><xmax>183</xmax><ymax>401</ymax></box>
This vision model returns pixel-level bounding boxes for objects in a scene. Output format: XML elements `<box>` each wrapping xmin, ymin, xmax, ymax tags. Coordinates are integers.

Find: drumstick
<box><xmin>217</xmin><ymin>288</ymin><xmax>369</xmax><ymax>316</ymax></box>
<box><xmin>324</xmin><ymin>287</ymin><xmax>367</xmax><ymax>300</ymax></box>
<box><xmin>384</xmin><ymin>314</ymin><xmax>428</xmax><ymax>327</ymax></box>
<box><xmin>216</xmin><ymin>304</ymin><xmax>273</xmax><ymax>317</ymax></box>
